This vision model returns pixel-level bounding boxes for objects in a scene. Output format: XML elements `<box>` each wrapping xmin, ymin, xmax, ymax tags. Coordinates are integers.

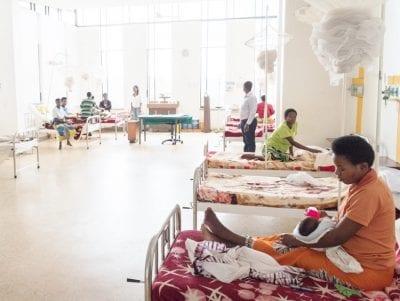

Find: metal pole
<box><xmin>264</xmin><ymin>2</ymin><xmax>269</xmax><ymax>161</ymax></box>
<box><xmin>341</xmin><ymin>74</ymin><xmax>347</xmax><ymax>136</ymax></box>
<box><xmin>13</xmin><ymin>137</ymin><xmax>17</xmax><ymax>179</ymax></box>
<box><xmin>374</xmin><ymin>3</ymin><xmax>386</xmax><ymax>172</ymax></box>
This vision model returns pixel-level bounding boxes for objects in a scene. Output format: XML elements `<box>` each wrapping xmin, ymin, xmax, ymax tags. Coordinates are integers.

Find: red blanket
<box><xmin>152</xmin><ymin>230</ymin><xmax>400</xmax><ymax>301</ymax></box>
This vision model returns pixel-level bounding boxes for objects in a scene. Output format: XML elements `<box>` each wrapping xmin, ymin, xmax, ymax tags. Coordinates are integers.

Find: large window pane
<box><xmin>106</xmin><ymin>6</ymin><xmax>126</xmax><ymax>25</ymax></box>
<box><xmin>103</xmin><ymin>51</ymin><xmax>124</xmax><ymax>109</ymax></box>
<box><xmin>79</xmin><ymin>8</ymin><xmax>100</xmax><ymax>26</ymax></box>
<box><xmin>207</xmin><ymin>0</ymin><xmax>227</xmax><ymax>19</ymax></box>
<box><xmin>148</xmin><ymin>49</ymin><xmax>172</xmax><ymax>101</ymax></box>
<box><xmin>101</xmin><ymin>26</ymin><xmax>124</xmax><ymax>51</ymax></box>
<box><xmin>179</xmin><ymin>2</ymin><xmax>202</xmax><ymax>20</ymax></box>
<box><xmin>201</xmin><ymin>47</ymin><xmax>225</xmax><ymax>107</ymax></box>
<box><xmin>202</xmin><ymin>21</ymin><xmax>226</xmax><ymax>48</ymax></box>
<box><xmin>234</xmin><ymin>0</ymin><xmax>256</xmax><ymax>18</ymax></box>
<box><xmin>129</xmin><ymin>5</ymin><xmax>148</xmax><ymax>23</ymax></box>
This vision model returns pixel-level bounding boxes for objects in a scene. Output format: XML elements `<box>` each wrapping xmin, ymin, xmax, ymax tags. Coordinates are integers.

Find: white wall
<box><xmin>380</xmin><ymin>0</ymin><xmax>400</xmax><ymax>160</ymax></box>
<box><xmin>281</xmin><ymin>0</ymin><xmax>343</xmax><ymax>147</ymax></box>
<box><xmin>341</xmin><ymin>1</ymin><xmax>399</xmax><ymax>160</ymax></box>
<box><xmin>0</xmin><ymin>0</ymin><xmax>18</xmax><ymax>135</ymax></box>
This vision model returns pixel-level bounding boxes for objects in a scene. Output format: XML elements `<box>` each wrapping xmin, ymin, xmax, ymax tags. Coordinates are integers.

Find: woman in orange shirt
<box><xmin>201</xmin><ymin>135</ymin><xmax>395</xmax><ymax>291</ymax></box>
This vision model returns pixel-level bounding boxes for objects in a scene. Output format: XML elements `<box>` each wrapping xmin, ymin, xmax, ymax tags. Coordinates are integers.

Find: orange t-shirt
<box><xmin>338</xmin><ymin>169</ymin><xmax>395</xmax><ymax>270</ymax></box>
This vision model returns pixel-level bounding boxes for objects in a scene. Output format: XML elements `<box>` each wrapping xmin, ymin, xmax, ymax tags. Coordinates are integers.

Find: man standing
<box><xmin>240</xmin><ymin>81</ymin><xmax>258</xmax><ymax>152</ymax></box>
<box><xmin>80</xmin><ymin>92</ymin><xmax>97</xmax><ymax>118</ymax></box>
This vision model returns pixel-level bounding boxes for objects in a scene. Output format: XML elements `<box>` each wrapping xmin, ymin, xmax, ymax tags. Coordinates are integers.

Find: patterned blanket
<box><xmin>152</xmin><ymin>230</ymin><xmax>400</xmax><ymax>301</ymax></box>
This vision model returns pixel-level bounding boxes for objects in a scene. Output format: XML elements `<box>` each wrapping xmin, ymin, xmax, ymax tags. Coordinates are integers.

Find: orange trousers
<box><xmin>253</xmin><ymin>235</ymin><xmax>393</xmax><ymax>291</ymax></box>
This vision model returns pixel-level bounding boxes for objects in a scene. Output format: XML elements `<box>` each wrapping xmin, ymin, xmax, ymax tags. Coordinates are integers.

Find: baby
<box><xmin>297</xmin><ymin>217</ymin><xmax>321</xmax><ymax>236</ymax></box>
<box><xmin>292</xmin><ymin>208</ymin><xmax>363</xmax><ymax>274</ymax></box>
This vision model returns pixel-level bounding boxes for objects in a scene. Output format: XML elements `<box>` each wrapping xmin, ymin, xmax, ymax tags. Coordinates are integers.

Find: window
<box><xmin>148</xmin><ymin>49</ymin><xmax>172</xmax><ymax>101</ymax></box>
<box><xmin>233</xmin><ymin>0</ymin><xmax>256</xmax><ymax>18</ymax></box>
<box><xmin>78</xmin><ymin>8</ymin><xmax>100</xmax><ymax>26</ymax></box>
<box><xmin>147</xmin><ymin>23</ymin><xmax>172</xmax><ymax>102</ymax></box>
<box><xmin>179</xmin><ymin>2</ymin><xmax>202</xmax><ymax>20</ymax></box>
<box><xmin>201</xmin><ymin>21</ymin><xmax>226</xmax><ymax>107</ymax></box>
<box><xmin>201</xmin><ymin>48</ymin><xmax>225</xmax><ymax>107</ymax></box>
<box><xmin>129</xmin><ymin>5</ymin><xmax>148</xmax><ymax>23</ymax></box>
<box><xmin>101</xmin><ymin>27</ymin><xmax>125</xmax><ymax>108</ymax></box>
<box><xmin>205</xmin><ymin>0</ymin><xmax>227</xmax><ymax>19</ymax></box>
<box><xmin>62</xmin><ymin>10</ymin><xmax>76</xmax><ymax>25</ymax></box>
<box><xmin>103</xmin><ymin>51</ymin><xmax>125</xmax><ymax>108</ymax></box>
<box><xmin>106</xmin><ymin>6</ymin><xmax>127</xmax><ymax>25</ymax></box>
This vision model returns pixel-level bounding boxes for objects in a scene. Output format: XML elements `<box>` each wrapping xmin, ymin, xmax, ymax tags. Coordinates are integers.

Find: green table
<box><xmin>138</xmin><ymin>114</ymin><xmax>193</xmax><ymax>144</ymax></box>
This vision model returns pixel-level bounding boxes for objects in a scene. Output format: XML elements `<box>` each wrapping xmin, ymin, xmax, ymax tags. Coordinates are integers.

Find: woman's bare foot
<box><xmin>201</xmin><ymin>224</ymin><xmax>223</xmax><ymax>242</ymax></box>
<box><xmin>201</xmin><ymin>224</ymin><xmax>235</xmax><ymax>247</ymax></box>
<box><xmin>203</xmin><ymin>207</ymin><xmax>246</xmax><ymax>247</ymax></box>
<box><xmin>203</xmin><ymin>207</ymin><xmax>220</xmax><ymax>233</ymax></box>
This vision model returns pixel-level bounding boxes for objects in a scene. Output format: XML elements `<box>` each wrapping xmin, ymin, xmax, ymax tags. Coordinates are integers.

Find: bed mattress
<box><xmin>101</xmin><ymin>117</ymin><xmax>123</xmax><ymax>124</ymax></box>
<box><xmin>207</xmin><ymin>151</ymin><xmax>335</xmax><ymax>172</ymax></box>
<box><xmin>198</xmin><ymin>173</ymin><xmax>341</xmax><ymax>209</ymax></box>
<box><xmin>151</xmin><ymin>230</ymin><xmax>400</xmax><ymax>301</ymax></box>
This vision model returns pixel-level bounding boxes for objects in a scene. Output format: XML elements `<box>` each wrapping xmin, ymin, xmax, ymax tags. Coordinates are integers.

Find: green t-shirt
<box><xmin>266</xmin><ymin>122</ymin><xmax>297</xmax><ymax>153</ymax></box>
<box><xmin>80</xmin><ymin>99</ymin><xmax>96</xmax><ymax>118</ymax></box>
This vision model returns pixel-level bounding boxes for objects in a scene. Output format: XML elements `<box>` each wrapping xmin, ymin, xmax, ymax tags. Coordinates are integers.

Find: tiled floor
<box><xmin>0</xmin><ymin>131</ymin><xmax>299</xmax><ymax>300</ymax></box>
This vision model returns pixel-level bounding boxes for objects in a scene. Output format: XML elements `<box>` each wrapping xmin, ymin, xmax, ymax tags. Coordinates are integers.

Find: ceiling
<box><xmin>32</xmin><ymin>0</ymin><xmax>209</xmax><ymax>9</ymax></box>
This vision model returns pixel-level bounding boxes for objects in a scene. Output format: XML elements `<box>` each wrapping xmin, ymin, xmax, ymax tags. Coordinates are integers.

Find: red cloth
<box><xmin>151</xmin><ymin>230</ymin><xmax>399</xmax><ymax>301</ymax></box>
<box><xmin>257</xmin><ymin>102</ymin><xmax>275</xmax><ymax>119</ymax></box>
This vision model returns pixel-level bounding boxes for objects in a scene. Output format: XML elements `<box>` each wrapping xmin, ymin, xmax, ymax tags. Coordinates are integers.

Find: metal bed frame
<box><xmin>2</xmin><ymin>128</ymin><xmax>40</xmax><ymax>179</ymax></box>
<box><xmin>100</xmin><ymin>111</ymin><xmax>129</xmax><ymax>140</ymax></box>
<box><xmin>79</xmin><ymin>115</ymin><xmax>102</xmax><ymax>149</ymax></box>
<box><xmin>192</xmin><ymin>157</ymin><xmax>341</xmax><ymax>230</ymax></box>
<box><xmin>144</xmin><ymin>205</ymin><xmax>181</xmax><ymax>301</ymax></box>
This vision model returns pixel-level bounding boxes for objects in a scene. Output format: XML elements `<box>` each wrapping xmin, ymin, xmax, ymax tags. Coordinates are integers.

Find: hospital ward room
<box><xmin>2</xmin><ymin>0</ymin><xmax>400</xmax><ymax>300</ymax></box>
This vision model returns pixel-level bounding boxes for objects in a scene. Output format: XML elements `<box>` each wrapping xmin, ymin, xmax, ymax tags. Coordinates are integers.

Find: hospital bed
<box><xmin>79</xmin><ymin>115</ymin><xmax>102</xmax><ymax>149</ymax></box>
<box><xmin>192</xmin><ymin>163</ymin><xmax>342</xmax><ymax>229</ymax></box>
<box><xmin>99</xmin><ymin>110</ymin><xmax>129</xmax><ymax>140</ymax></box>
<box><xmin>222</xmin><ymin>116</ymin><xmax>274</xmax><ymax>151</ymax></box>
<box><xmin>204</xmin><ymin>143</ymin><xmax>336</xmax><ymax>176</ymax></box>
<box><xmin>0</xmin><ymin>128</ymin><xmax>40</xmax><ymax>178</ymax></box>
<box><xmin>143</xmin><ymin>205</ymin><xmax>400</xmax><ymax>301</ymax></box>
<box><xmin>192</xmin><ymin>142</ymin><xmax>341</xmax><ymax>226</ymax></box>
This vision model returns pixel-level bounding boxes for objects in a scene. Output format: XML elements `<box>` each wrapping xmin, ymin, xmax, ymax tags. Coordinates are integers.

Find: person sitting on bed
<box><xmin>242</xmin><ymin>108</ymin><xmax>321</xmax><ymax>162</ymax></box>
<box><xmin>99</xmin><ymin>93</ymin><xmax>112</xmax><ymax>111</ymax></box>
<box><xmin>52</xmin><ymin>98</ymin><xmax>73</xmax><ymax>147</ymax></box>
<box><xmin>201</xmin><ymin>135</ymin><xmax>395</xmax><ymax>291</ymax></box>
<box><xmin>61</xmin><ymin>97</ymin><xmax>74</xmax><ymax>117</ymax></box>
